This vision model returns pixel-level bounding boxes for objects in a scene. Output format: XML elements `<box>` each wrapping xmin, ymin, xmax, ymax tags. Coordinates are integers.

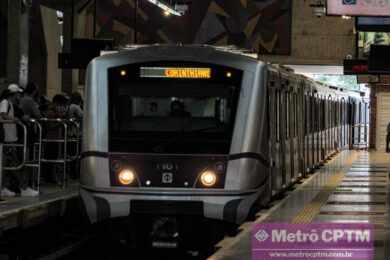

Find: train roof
<box><xmin>100</xmin><ymin>44</ymin><xmax>367</xmax><ymax>100</ymax></box>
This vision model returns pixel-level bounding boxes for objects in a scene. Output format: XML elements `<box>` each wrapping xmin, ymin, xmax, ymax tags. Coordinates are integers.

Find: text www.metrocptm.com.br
<box><xmin>257</xmin><ymin>249</ymin><xmax>372</xmax><ymax>258</ymax></box>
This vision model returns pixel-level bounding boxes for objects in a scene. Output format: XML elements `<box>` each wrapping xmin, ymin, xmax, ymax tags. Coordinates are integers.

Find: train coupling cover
<box><xmin>150</xmin><ymin>217</ymin><xmax>179</xmax><ymax>249</ymax></box>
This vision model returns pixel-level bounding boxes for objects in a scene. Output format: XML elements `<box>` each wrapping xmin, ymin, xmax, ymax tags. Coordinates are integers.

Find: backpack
<box><xmin>0</xmin><ymin>99</ymin><xmax>11</xmax><ymax>143</ymax></box>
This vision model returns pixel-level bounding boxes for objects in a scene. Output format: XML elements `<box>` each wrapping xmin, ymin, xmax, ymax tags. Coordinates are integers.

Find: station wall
<box><xmin>369</xmin><ymin>84</ymin><xmax>390</xmax><ymax>151</ymax></box>
<box><xmin>77</xmin><ymin>0</ymin><xmax>354</xmax><ymax>66</ymax></box>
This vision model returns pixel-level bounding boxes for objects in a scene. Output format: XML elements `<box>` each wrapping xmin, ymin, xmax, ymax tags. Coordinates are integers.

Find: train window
<box><xmin>108</xmin><ymin>62</ymin><xmax>242</xmax><ymax>154</ymax></box>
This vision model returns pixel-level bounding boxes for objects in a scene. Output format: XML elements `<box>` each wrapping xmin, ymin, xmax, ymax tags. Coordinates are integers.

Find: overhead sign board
<box><xmin>357</xmin><ymin>17</ymin><xmax>390</xmax><ymax>32</ymax></box>
<box><xmin>327</xmin><ymin>0</ymin><xmax>390</xmax><ymax>16</ymax></box>
<box><xmin>344</xmin><ymin>59</ymin><xmax>368</xmax><ymax>75</ymax></box>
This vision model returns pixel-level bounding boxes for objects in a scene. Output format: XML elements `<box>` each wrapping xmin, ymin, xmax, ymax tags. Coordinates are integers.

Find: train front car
<box><xmin>80</xmin><ymin>45</ymin><xmax>270</xmax><ymax>249</ymax></box>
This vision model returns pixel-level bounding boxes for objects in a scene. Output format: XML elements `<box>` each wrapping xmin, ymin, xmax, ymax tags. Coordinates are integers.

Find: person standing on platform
<box><xmin>0</xmin><ymin>84</ymin><xmax>39</xmax><ymax>197</ymax></box>
<box><xmin>19</xmin><ymin>82</ymin><xmax>41</xmax><ymax>120</ymax></box>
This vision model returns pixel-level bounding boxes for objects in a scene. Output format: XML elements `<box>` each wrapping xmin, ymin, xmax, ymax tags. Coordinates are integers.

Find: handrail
<box><xmin>39</xmin><ymin>117</ymin><xmax>69</xmax><ymax>188</ymax></box>
<box><xmin>27</xmin><ymin>118</ymin><xmax>43</xmax><ymax>191</ymax></box>
<box><xmin>1</xmin><ymin>119</ymin><xmax>27</xmax><ymax>171</ymax></box>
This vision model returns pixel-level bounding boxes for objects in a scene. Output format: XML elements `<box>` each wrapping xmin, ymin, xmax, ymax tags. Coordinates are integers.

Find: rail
<box><xmin>0</xmin><ymin>118</ymin><xmax>81</xmax><ymax>199</ymax></box>
<box><xmin>38</xmin><ymin>118</ymin><xmax>81</xmax><ymax>189</ymax></box>
<box><xmin>0</xmin><ymin>119</ymin><xmax>27</xmax><ymax>200</ymax></box>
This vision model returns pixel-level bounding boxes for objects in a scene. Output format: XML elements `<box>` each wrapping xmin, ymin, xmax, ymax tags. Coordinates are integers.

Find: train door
<box><xmin>268</xmin><ymin>77</ymin><xmax>282</xmax><ymax>195</ymax></box>
<box><xmin>336</xmin><ymin>99</ymin><xmax>341</xmax><ymax>150</ymax></box>
<box><xmin>344</xmin><ymin>99</ymin><xmax>349</xmax><ymax>149</ymax></box>
<box><xmin>298</xmin><ymin>80</ymin><xmax>306</xmax><ymax>178</ymax></box>
<box><xmin>284</xmin><ymin>90</ymin><xmax>294</xmax><ymax>186</ymax></box>
<box><xmin>282</xmin><ymin>87</ymin><xmax>290</xmax><ymax>188</ymax></box>
<box><xmin>309</xmin><ymin>93</ymin><xmax>314</xmax><ymax>170</ymax></box>
<box><xmin>348</xmin><ymin>99</ymin><xmax>355</xmax><ymax>149</ymax></box>
<box><xmin>304</xmin><ymin>93</ymin><xmax>310</xmax><ymax>173</ymax></box>
<box><xmin>326</xmin><ymin>95</ymin><xmax>332</xmax><ymax>157</ymax></box>
<box><xmin>291</xmin><ymin>91</ymin><xmax>299</xmax><ymax>182</ymax></box>
<box><xmin>314</xmin><ymin>94</ymin><xmax>319</xmax><ymax>167</ymax></box>
<box><xmin>331</xmin><ymin>98</ymin><xmax>335</xmax><ymax>154</ymax></box>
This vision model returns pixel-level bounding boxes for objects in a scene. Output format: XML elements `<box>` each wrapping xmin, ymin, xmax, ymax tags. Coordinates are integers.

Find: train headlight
<box><xmin>118</xmin><ymin>169</ymin><xmax>135</xmax><ymax>185</ymax></box>
<box><xmin>200</xmin><ymin>170</ymin><xmax>217</xmax><ymax>187</ymax></box>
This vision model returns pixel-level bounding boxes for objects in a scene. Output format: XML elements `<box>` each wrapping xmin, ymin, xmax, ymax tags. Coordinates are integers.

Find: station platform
<box><xmin>0</xmin><ymin>182</ymin><xmax>78</xmax><ymax>233</ymax></box>
<box><xmin>209</xmin><ymin>150</ymin><xmax>390</xmax><ymax>260</ymax></box>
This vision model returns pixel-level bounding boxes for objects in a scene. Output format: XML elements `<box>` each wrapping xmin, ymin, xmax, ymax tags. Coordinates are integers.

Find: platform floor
<box><xmin>0</xmin><ymin>182</ymin><xmax>78</xmax><ymax>232</ymax></box>
<box><xmin>210</xmin><ymin>150</ymin><xmax>390</xmax><ymax>260</ymax></box>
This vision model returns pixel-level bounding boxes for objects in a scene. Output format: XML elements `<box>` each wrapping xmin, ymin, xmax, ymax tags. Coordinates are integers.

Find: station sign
<box><xmin>140</xmin><ymin>67</ymin><xmax>212</xmax><ymax>79</ymax></box>
<box><xmin>343</xmin><ymin>59</ymin><xmax>368</xmax><ymax>75</ymax></box>
<box><xmin>327</xmin><ymin>0</ymin><xmax>390</xmax><ymax>17</ymax></box>
<box><xmin>252</xmin><ymin>223</ymin><xmax>373</xmax><ymax>260</ymax></box>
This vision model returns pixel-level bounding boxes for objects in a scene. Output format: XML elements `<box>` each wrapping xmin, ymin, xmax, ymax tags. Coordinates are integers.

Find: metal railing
<box><xmin>0</xmin><ymin>119</ymin><xmax>27</xmax><ymax>199</ymax></box>
<box><xmin>38</xmin><ymin>118</ymin><xmax>81</xmax><ymax>189</ymax></box>
<box><xmin>0</xmin><ymin>118</ymin><xmax>81</xmax><ymax>199</ymax></box>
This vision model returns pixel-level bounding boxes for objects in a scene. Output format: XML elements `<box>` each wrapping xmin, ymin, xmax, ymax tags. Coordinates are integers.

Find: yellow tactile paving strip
<box><xmin>293</xmin><ymin>151</ymin><xmax>389</xmax><ymax>231</ymax></box>
<box><xmin>291</xmin><ymin>173</ymin><xmax>346</xmax><ymax>224</ymax></box>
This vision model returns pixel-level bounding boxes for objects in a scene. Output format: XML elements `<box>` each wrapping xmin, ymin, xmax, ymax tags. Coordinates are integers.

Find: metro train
<box><xmin>79</xmin><ymin>45</ymin><xmax>368</xmax><ymax>249</ymax></box>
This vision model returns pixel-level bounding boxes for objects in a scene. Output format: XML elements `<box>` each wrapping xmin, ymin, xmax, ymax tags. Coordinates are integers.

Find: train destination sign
<box><xmin>140</xmin><ymin>67</ymin><xmax>211</xmax><ymax>79</ymax></box>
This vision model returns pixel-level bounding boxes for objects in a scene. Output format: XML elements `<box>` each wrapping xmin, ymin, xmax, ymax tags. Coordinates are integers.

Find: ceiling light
<box><xmin>146</xmin><ymin>0</ymin><xmax>182</xmax><ymax>16</ymax></box>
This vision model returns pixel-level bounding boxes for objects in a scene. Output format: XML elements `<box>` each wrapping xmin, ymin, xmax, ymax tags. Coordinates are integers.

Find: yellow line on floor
<box><xmin>291</xmin><ymin>153</ymin><xmax>358</xmax><ymax>224</ymax></box>
<box><xmin>291</xmin><ymin>173</ymin><xmax>345</xmax><ymax>224</ymax></box>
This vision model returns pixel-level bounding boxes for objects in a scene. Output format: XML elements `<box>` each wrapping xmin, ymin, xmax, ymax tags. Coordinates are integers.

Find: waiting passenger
<box><xmin>0</xmin><ymin>84</ymin><xmax>39</xmax><ymax>197</ymax></box>
<box><xmin>170</xmin><ymin>100</ymin><xmax>191</xmax><ymax>117</ymax></box>
<box><xmin>48</xmin><ymin>94</ymin><xmax>69</xmax><ymax>119</ymax></box>
<box><xmin>68</xmin><ymin>92</ymin><xmax>83</xmax><ymax>120</ymax></box>
<box><xmin>43</xmin><ymin>94</ymin><xmax>70</xmax><ymax>185</ymax></box>
<box><xmin>19</xmin><ymin>82</ymin><xmax>41</xmax><ymax>120</ymax></box>
<box><xmin>39</xmin><ymin>96</ymin><xmax>51</xmax><ymax>117</ymax></box>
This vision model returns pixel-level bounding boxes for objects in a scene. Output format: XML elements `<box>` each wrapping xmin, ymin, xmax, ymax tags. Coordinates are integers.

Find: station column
<box><xmin>7</xmin><ymin>0</ymin><xmax>30</xmax><ymax>86</ymax></box>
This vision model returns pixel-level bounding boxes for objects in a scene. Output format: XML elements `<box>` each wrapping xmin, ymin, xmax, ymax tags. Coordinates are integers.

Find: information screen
<box><xmin>327</xmin><ymin>0</ymin><xmax>390</xmax><ymax>16</ymax></box>
<box><xmin>140</xmin><ymin>67</ymin><xmax>212</xmax><ymax>79</ymax></box>
<box><xmin>357</xmin><ymin>17</ymin><xmax>390</xmax><ymax>31</ymax></box>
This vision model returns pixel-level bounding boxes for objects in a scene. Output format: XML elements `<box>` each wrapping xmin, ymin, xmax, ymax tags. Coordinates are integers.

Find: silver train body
<box><xmin>80</xmin><ymin>45</ymin><xmax>367</xmax><ymax>225</ymax></box>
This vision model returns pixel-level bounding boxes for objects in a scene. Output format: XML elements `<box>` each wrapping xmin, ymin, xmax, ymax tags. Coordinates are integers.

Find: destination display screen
<box><xmin>140</xmin><ymin>67</ymin><xmax>212</xmax><ymax>79</ymax></box>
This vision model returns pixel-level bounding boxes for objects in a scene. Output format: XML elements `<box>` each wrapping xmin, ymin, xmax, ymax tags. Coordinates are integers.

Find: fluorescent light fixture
<box><xmin>146</xmin><ymin>0</ymin><xmax>182</xmax><ymax>16</ymax></box>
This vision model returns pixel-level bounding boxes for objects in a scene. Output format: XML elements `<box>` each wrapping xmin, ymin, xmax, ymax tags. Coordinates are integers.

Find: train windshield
<box><xmin>108</xmin><ymin>63</ymin><xmax>242</xmax><ymax>154</ymax></box>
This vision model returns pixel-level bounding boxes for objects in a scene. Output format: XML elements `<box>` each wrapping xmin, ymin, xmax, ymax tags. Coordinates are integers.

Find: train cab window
<box><xmin>108</xmin><ymin>63</ymin><xmax>242</xmax><ymax>154</ymax></box>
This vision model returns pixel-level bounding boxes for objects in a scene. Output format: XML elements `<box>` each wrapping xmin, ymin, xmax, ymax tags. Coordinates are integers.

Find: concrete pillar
<box><xmin>40</xmin><ymin>5</ymin><xmax>62</xmax><ymax>98</ymax></box>
<box><xmin>0</xmin><ymin>1</ymin><xmax>7</xmax><ymax>81</ymax></box>
<box><xmin>7</xmin><ymin>0</ymin><xmax>30</xmax><ymax>86</ymax></box>
<box><xmin>61</xmin><ymin>8</ymin><xmax>73</xmax><ymax>94</ymax></box>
